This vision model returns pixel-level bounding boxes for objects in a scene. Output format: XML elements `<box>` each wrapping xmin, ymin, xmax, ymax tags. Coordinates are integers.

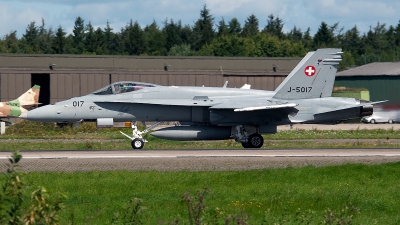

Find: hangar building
<box><xmin>336</xmin><ymin>62</ymin><xmax>400</xmax><ymax>105</ymax></box>
<box><xmin>0</xmin><ymin>54</ymin><xmax>300</xmax><ymax>106</ymax></box>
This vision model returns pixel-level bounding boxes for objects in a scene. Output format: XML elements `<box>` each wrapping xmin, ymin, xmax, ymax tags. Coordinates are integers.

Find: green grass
<box><xmin>270</xmin><ymin>127</ymin><xmax>400</xmax><ymax>140</ymax></box>
<box><xmin>2</xmin><ymin>162</ymin><xmax>398</xmax><ymax>224</ymax></box>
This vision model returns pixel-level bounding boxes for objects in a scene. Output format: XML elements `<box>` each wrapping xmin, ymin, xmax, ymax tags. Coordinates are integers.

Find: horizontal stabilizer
<box><xmin>316</xmin><ymin>100</ymin><xmax>388</xmax><ymax>115</ymax></box>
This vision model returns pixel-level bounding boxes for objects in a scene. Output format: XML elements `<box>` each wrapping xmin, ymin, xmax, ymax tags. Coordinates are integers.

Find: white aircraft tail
<box><xmin>273</xmin><ymin>48</ymin><xmax>342</xmax><ymax>100</ymax></box>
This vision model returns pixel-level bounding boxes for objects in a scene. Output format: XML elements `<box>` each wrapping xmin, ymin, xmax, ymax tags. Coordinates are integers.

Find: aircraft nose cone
<box><xmin>19</xmin><ymin>105</ymin><xmax>57</xmax><ymax>122</ymax></box>
<box><xmin>19</xmin><ymin>112</ymin><xmax>28</xmax><ymax>119</ymax></box>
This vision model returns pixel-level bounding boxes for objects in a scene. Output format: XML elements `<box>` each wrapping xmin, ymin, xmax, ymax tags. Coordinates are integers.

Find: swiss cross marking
<box><xmin>304</xmin><ymin>66</ymin><xmax>316</xmax><ymax>76</ymax></box>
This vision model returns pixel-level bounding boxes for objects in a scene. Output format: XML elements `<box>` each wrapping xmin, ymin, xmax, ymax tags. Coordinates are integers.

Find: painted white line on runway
<box><xmin>2</xmin><ymin>154</ymin><xmax>400</xmax><ymax>159</ymax></box>
<box><xmin>23</xmin><ymin>156</ymin><xmax>177</xmax><ymax>159</ymax></box>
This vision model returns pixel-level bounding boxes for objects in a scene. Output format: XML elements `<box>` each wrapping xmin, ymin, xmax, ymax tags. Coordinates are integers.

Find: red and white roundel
<box><xmin>304</xmin><ymin>65</ymin><xmax>316</xmax><ymax>76</ymax></box>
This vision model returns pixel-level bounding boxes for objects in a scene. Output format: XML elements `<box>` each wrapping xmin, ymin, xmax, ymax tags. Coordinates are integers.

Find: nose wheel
<box><xmin>131</xmin><ymin>138</ymin><xmax>144</xmax><ymax>149</ymax></box>
<box><xmin>120</xmin><ymin>121</ymin><xmax>165</xmax><ymax>150</ymax></box>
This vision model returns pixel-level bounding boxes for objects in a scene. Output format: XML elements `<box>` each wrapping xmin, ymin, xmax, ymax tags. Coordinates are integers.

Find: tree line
<box><xmin>1</xmin><ymin>5</ymin><xmax>400</xmax><ymax>70</ymax></box>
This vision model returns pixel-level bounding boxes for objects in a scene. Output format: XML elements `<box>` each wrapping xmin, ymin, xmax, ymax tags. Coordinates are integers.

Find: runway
<box><xmin>1</xmin><ymin>149</ymin><xmax>400</xmax><ymax>159</ymax></box>
<box><xmin>1</xmin><ymin>149</ymin><xmax>400</xmax><ymax>172</ymax></box>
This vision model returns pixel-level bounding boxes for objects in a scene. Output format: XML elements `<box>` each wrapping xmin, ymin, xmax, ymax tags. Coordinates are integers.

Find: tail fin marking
<box><xmin>273</xmin><ymin>48</ymin><xmax>342</xmax><ymax>100</ymax></box>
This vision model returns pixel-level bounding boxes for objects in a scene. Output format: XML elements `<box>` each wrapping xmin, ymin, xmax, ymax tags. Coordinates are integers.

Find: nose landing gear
<box><xmin>120</xmin><ymin>121</ymin><xmax>165</xmax><ymax>149</ymax></box>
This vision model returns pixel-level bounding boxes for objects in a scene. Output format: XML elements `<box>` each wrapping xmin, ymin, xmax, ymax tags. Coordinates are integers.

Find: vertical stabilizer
<box><xmin>17</xmin><ymin>85</ymin><xmax>41</xmax><ymax>107</ymax></box>
<box><xmin>0</xmin><ymin>85</ymin><xmax>40</xmax><ymax>117</ymax></box>
<box><xmin>273</xmin><ymin>48</ymin><xmax>342</xmax><ymax>100</ymax></box>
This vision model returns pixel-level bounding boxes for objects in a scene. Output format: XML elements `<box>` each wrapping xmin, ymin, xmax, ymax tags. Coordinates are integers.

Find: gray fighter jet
<box><xmin>20</xmin><ymin>48</ymin><xmax>386</xmax><ymax>149</ymax></box>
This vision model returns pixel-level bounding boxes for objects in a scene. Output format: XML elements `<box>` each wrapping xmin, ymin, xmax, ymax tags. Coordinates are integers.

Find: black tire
<box><xmin>241</xmin><ymin>142</ymin><xmax>251</xmax><ymax>148</ymax></box>
<box><xmin>131</xmin><ymin>138</ymin><xmax>144</xmax><ymax>149</ymax></box>
<box><xmin>247</xmin><ymin>133</ymin><xmax>264</xmax><ymax>148</ymax></box>
<box><xmin>370</xmin><ymin>119</ymin><xmax>376</xmax><ymax>124</ymax></box>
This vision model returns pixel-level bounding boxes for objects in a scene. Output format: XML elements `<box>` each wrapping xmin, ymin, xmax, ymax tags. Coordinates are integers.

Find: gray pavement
<box><xmin>1</xmin><ymin>149</ymin><xmax>400</xmax><ymax>172</ymax></box>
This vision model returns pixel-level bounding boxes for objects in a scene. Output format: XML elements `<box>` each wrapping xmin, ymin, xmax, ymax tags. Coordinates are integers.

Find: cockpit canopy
<box><xmin>92</xmin><ymin>81</ymin><xmax>157</xmax><ymax>95</ymax></box>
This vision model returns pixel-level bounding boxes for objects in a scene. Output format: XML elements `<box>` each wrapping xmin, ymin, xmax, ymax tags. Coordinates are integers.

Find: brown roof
<box><xmin>0</xmin><ymin>54</ymin><xmax>301</xmax><ymax>73</ymax></box>
<box><xmin>337</xmin><ymin>62</ymin><xmax>400</xmax><ymax>77</ymax></box>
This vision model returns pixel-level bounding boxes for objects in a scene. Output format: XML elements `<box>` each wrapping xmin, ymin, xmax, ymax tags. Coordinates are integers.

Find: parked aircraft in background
<box><xmin>20</xmin><ymin>49</ymin><xmax>386</xmax><ymax>149</ymax></box>
<box><xmin>0</xmin><ymin>85</ymin><xmax>40</xmax><ymax>120</ymax></box>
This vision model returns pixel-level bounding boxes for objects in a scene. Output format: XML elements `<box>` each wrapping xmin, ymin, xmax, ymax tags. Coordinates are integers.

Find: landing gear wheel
<box><xmin>388</xmin><ymin>119</ymin><xmax>393</xmax><ymax>124</ymax></box>
<box><xmin>241</xmin><ymin>142</ymin><xmax>251</xmax><ymax>148</ymax></box>
<box><xmin>247</xmin><ymin>133</ymin><xmax>264</xmax><ymax>148</ymax></box>
<box><xmin>131</xmin><ymin>138</ymin><xmax>144</xmax><ymax>149</ymax></box>
<box><xmin>370</xmin><ymin>119</ymin><xmax>376</xmax><ymax>124</ymax></box>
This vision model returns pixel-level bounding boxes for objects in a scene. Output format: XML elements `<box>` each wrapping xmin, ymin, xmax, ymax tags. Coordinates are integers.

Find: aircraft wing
<box><xmin>94</xmin><ymin>98</ymin><xmax>298</xmax><ymax>114</ymax></box>
<box><xmin>210</xmin><ymin>101</ymin><xmax>298</xmax><ymax>112</ymax></box>
<box><xmin>94</xmin><ymin>98</ymin><xmax>218</xmax><ymax>107</ymax></box>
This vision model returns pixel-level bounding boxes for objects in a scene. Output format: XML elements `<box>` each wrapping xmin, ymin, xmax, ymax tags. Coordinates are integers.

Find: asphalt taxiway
<box><xmin>1</xmin><ymin>149</ymin><xmax>400</xmax><ymax>172</ymax></box>
<box><xmin>1</xmin><ymin>123</ymin><xmax>400</xmax><ymax>172</ymax></box>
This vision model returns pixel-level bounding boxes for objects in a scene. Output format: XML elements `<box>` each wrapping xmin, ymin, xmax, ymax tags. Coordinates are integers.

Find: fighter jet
<box><xmin>0</xmin><ymin>85</ymin><xmax>40</xmax><ymax>119</ymax></box>
<box><xmin>19</xmin><ymin>49</ymin><xmax>386</xmax><ymax>149</ymax></box>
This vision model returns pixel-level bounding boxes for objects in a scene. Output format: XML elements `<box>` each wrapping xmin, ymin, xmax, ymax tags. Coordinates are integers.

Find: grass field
<box><xmin>1</xmin><ymin>162</ymin><xmax>398</xmax><ymax>224</ymax></box>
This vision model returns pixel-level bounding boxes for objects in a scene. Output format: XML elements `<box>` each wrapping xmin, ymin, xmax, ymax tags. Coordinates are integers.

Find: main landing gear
<box><xmin>232</xmin><ymin>125</ymin><xmax>264</xmax><ymax>148</ymax></box>
<box><xmin>120</xmin><ymin>121</ymin><xmax>164</xmax><ymax>149</ymax></box>
<box><xmin>241</xmin><ymin>133</ymin><xmax>264</xmax><ymax>148</ymax></box>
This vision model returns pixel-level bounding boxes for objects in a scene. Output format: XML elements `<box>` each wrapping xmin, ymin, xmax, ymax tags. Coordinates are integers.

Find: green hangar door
<box><xmin>31</xmin><ymin>73</ymin><xmax>50</xmax><ymax>106</ymax></box>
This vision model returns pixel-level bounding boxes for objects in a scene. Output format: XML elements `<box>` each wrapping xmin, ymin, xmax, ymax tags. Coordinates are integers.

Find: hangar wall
<box><xmin>0</xmin><ymin>54</ymin><xmax>297</xmax><ymax>104</ymax></box>
<box><xmin>0</xmin><ymin>72</ymin><xmax>286</xmax><ymax>104</ymax></box>
<box><xmin>335</xmin><ymin>76</ymin><xmax>400</xmax><ymax>104</ymax></box>
<box><xmin>0</xmin><ymin>73</ymin><xmax>32</xmax><ymax>102</ymax></box>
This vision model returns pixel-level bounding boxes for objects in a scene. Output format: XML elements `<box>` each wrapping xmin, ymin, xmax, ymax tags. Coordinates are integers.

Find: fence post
<box><xmin>0</xmin><ymin>122</ymin><xmax>5</xmax><ymax>135</ymax></box>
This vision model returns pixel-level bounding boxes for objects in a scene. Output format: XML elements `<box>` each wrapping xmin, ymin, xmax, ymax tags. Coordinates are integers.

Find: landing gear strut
<box><xmin>120</xmin><ymin>121</ymin><xmax>165</xmax><ymax>149</ymax></box>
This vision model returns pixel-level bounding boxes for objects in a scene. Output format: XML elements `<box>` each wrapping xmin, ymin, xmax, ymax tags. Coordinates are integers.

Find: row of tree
<box><xmin>1</xmin><ymin>5</ymin><xmax>400</xmax><ymax>69</ymax></box>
